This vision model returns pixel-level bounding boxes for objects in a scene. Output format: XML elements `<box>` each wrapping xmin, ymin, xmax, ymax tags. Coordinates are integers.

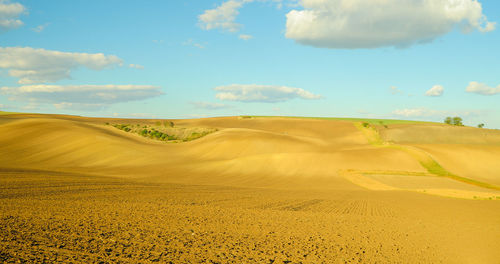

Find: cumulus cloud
<box><xmin>214</xmin><ymin>84</ymin><xmax>321</xmax><ymax>102</ymax></box>
<box><xmin>285</xmin><ymin>0</ymin><xmax>496</xmax><ymax>49</ymax></box>
<box><xmin>191</xmin><ymin>101</ymin><xmax>233</xmax><ymax>110</ymax></box>
<box><xmin>198</xmin><ymin>0</ymin><xmax>250</xmax><ymax>32</ymax></box>
<box><xmin>466</xmin><ymin>81</ymin><xmax>500</xmax><ymax>95</ymax></box>
<box><xmin>1</xmin><ymin>84</ymin><xmax>163</xmax><ymax>110</ymax></box>
<box><xmin>425</xmin><ymin>85</ymin><xmax>444</xmax><ymax>97</ymax></box>
<box><xmin>239</xmin><ymin>34</ymin><xmax>253</xmax><ymax>40</ymax></box>
<box><xmin>0</xmin><ymin>0</ymin><xmax>25</xmax><ymax>32</ymax></box>
<box><xmin>0</xmin><ymin>47</ymin><xmax>123</xmax><ymax>84</ymax></box>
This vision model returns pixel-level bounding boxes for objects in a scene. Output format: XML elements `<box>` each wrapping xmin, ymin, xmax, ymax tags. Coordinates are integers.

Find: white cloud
<box><xmin>0</xmin><ymin>0</ymin><xmax>25</xmax><ymax>32</ymax></box>
<box><xmin>392</xmin><ymin>107</ymin><xmax>480</xmax><ymax>118</ymax></box>
<box><xmin>0</xmin><ymin>47</ymin><xmax>123</xmax><ymax>84</ymax></box>
<box><xmin>183</xmin><ymin>39</ymin><xmax>205</xmax><ymax>49</ymax></box>
<box><xmin>129</xmin><ymin>113</ymin><xmax>158</xmax><ymax>118</ymax></box>
<box><xmin>193</xmin><ymin>43</ymin><xmax>205</xmax><ymax>49</ymax></box>
<box><xmin>198</xmin><ymin>0</ymin><xmax>284</xmax><ymax>34</ymax></box>
<box><xmin>392</xmin><ymin>108</ymin><xmax>442</xmax><ymax>117</ymax></box>
<box><xmin>390</xmin><ymin>86</ymin><xmax>403</xmax><ymax>95</ymax></box>
<box><xmin>239</xmin><ymin>34</ymin><xmax>253</xmax><ymax>40</ymax></box>
<box><xmin>198</xmin><ymin>0</ymin><xmax>250</xmax><ymax>32</ymax></box>
<box><xmin>1</xmin><ymin>84</ymin><xmax>163</xmax><ymax>110</ymax></box>
<box><xmin>53</xmin><ymin>102</ymin><xmax>106</xmax><ymax>111</ymax></box>
<box><xmin>466</xmin><ymin>81</ymin><xmax>500</xmax><ymax>95</ymax></box>
<box><xmin>22</xmin><ymin>102</ymin><xmax>39</xmax><ymax>110</ymax></box>
<box><xmin>214</xmin><ymin>84</ymin><xmax>322</xmax><ymax>102</ymax></box>
<box><xmin>285</xmin><ymin>0</ymin><xmax>496</xmax><ymax>49</ymax></box>
<box><xmin>191</xmin><ymin>101</ymin><xmax>233</xmax><ymax>110</ymax></box>
<box><xmin>32</xmin><ymin>23</ymin><xmax>49</xmax><ymax>33</ymax></box>
<box><xmin>129</xmin><ymin>64</ymin><xmax>144</xmax><ymax>69</ymax></box>
<box><xmin>425</xmin><ymin>85</ymin><xmax>444</xmax><ymax>97</ymax></box>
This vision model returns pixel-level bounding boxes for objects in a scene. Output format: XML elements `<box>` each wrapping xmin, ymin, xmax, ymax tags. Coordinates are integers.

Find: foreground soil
<box><xmin>2</xmin><ymin>169</ymin><xmax>500</xmax><ymax>263</ymax></box>
<box><xmin>1</xmin><ymin>113</ymin><xmax>500</xmax><ymax>263</ymax></box>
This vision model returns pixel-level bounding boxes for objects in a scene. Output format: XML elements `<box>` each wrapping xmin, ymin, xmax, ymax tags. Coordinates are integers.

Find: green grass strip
<box><xmin>247</xmin><ymin>116</ymin><xmax>438</xmax><ymax>125</ymax></box>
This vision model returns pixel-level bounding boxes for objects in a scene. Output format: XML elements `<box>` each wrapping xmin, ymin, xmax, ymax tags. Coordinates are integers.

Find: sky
<box><xmin>1</xmin><ymin>0</ymin><xmax>499</xmax><ymax>128</ymax></box>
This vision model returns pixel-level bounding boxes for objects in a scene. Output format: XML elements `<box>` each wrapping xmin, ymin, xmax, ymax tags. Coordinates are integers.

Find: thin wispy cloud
<box><xmin>392</xmin><ymin>108</ymin><xmax>481</xmax><ymax>118</ymax></box>
<box><xmin>183</xmin><ymin>39</ymin><xmax>205</xmax><ymax>49</ymax></box>
<box><xmin>239</xmin><ymin>34</ymin><xmax>253</xmax><ymax>40</ymax></box>
<box><xmin>191</xmin><ymin>101</ymin><xmax>233</xmax><ymax>110</ymax></box>
<box><xmin>129</xmin><ymin>64</ymin><xmax>144</xmax><ymax>69</ymax></box>
<box><xmin>32</xmin><ymin>23</ymin><xmax>49</xmax><ymax>33</ymax></box>
<box><xmin>215</xmin><ymin>84</ymin><xmax>322</xmax><ymax>103</ymax></box>
<box><xmin>390</xmin><ymin>86</ymin><xmax>403</xmax><ymax>95</ymax></box>
<box><xmin>1</xmin><ymin>84</ymin><xmax>163</xmax><ymax>111</ymax></box>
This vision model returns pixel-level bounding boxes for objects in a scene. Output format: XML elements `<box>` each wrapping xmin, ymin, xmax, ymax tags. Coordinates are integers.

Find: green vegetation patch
<box><xmin>352</xmin><ymin>121</ymin><xmax>500</xmax><ymax>191</ymax></box>
<box><xmin>109</xmin><ymin>122</ymin><xmax>217</xmax><ymax>143</ymax></box>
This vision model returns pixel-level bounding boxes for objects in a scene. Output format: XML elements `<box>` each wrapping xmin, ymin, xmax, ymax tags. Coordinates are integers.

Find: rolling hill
<box><xmin>1</xmin><ymin>112</ymin><xmax>500</xmax><ymax>263</ymax></box>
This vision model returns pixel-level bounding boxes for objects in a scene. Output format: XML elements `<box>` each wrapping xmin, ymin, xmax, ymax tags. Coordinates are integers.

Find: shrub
<box><xmin>378</xmin><ymin>121</ymin><xmax>388</xmax><ymax>128</ymax></box>
<box><xmin>113</xmin><ymin>124</ymin><xmax>132</xmax><ymax>132</ymax></box>
<box><xmin>477</xmin><ymin>123</ymin><xmax>485</xmax><ymax>128</ymax></box>
<box><xmin>444</xmin><ymin>117</ymin><xmax>452</xmax><ymax>125</ymax></box>
<box><xmin>362</xmin><ymin>122</ymin><xmax>370</xmax><ymax>128</ymax></box>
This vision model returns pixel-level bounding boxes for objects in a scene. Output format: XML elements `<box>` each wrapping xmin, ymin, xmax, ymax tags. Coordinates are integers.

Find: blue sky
<box><xmin>1</xmin><ymin>0</ymin><xmax>499</xmax><ymax>127</ymax></box>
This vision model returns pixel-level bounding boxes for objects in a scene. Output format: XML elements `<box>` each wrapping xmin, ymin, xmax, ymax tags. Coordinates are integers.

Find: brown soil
<box><xmin>1</xmin><ymin>114</ymin><xmax>499</xmax><ymax>263</ymax></box>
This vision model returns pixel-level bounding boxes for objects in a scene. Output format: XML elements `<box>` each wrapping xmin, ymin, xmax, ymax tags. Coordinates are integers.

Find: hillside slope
<box><xmin>1</xmin><ymin>114</ymin><xmax>499</xmax><ymax>189</ymax></box>
<box><xmin>1</xmin><ymin>113</ymin><xmax>500</xmax><ymax>263</ymax></box>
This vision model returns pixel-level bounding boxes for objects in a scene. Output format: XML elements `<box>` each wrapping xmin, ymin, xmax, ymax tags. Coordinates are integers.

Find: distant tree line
<box><xmin>444</xmin><ymin>116</ymin><xmax>485</xmax><ymax>128</ymax></box>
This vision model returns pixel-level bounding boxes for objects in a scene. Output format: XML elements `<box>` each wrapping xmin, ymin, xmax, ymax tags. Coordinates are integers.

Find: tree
<box><xmin>452</xmin><ymin>117</ymin><xmax>463</xmax><ymax>126</ymax></box>
<box><xmin>478</xmin><ymin>123</ymin><xmax>485</xmax><ymax>128</ymax></box>
<box><xmin>444</xmin><ymin>116</ymin><xmax>464</xmax><ymax>126</ymax></box>
<box><xmin>444</xmin><ymin>117</ymin><xmax>452</xmax><ymax>125</ymax></box>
